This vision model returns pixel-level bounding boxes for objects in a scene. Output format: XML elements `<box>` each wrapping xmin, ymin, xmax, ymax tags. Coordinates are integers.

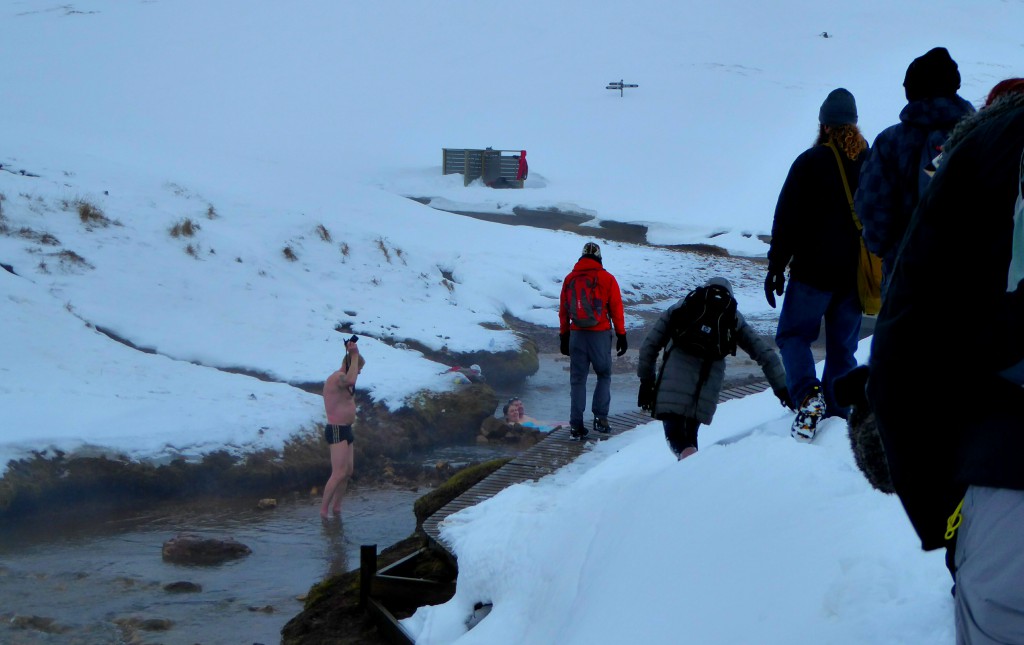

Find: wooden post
<box><xmin>360</xmin><ymin>544</ymin><xmax>377</xmax><ymax>609</ymax></box>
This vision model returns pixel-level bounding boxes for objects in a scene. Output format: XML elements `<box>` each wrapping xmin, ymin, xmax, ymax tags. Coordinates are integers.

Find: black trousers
<box><xmin>661</xmin><ymin>414</ymin><xmax>701</xmax><ymax>457</ymax></box>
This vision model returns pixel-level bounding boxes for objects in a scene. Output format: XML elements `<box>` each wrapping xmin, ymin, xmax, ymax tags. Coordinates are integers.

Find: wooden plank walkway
<box><xmin>423</xmin><ymin>379</ymin><xmax>770</xmax><ymax>556</ymax></box>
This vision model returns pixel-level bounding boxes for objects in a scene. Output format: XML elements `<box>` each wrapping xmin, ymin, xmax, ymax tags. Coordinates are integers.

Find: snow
<box><xmin>403</xmin><ymin>343</ymin><xmax>955</xmax><ymax>644</ymax></box>
<box><xmin>2</xmin><ymin>0</ymin><xmax>1020</xmax><ymax>641</ymax></box>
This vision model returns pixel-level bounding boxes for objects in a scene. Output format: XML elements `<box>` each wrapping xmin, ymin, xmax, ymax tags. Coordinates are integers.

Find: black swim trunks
<box><xmin>324</xmin><ymin>424</ymin><xmax>354</xmax><ymax>445</ymax></box>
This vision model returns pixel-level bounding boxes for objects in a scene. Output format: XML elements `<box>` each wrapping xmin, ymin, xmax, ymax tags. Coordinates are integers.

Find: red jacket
<box><xmin>559</xmin><ymin>257</ymin><xmax>625</xmax><ymax>334</ymax></box>
<box><xmin>516</xmin><ymin>150</ymin><xmax>528</xmax><ymax>181</ymax></box>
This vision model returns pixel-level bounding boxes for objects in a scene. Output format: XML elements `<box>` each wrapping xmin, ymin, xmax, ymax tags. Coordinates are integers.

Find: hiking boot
<box><xmin>593</xmin><ymin>417</ymin><xmax>610</xmax><ymax>434</ymax></box>
<box><xmin>569</xmin><ymin>424</ymin><xmax>589</xmax><ymax>441</ymax></box>
<box><xmin>791</xmin><ymin>386</ymin><xmax>826</xmax><ymax>443</ymax></box>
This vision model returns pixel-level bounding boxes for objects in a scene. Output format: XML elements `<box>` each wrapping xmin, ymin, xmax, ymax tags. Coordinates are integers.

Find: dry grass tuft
<box><xmin>185</xmin><ymin>244</ymin><xmax>198</xmax><ymax>258</ymax></box>
<box><xmin>206</xmin><ymin>204</ymin><xmax>218</xmax><ymax>219</ymax></box>
<box><xmin>315</xmin><ymin>224</ymin><xmax>331</xmax><ymax>242</ymax></box>
<box><xmin>57</xmin><ymin>249</ymin><xmax>93</xmax><ymax>269</ymax></box>
<box><xmin>170</xmin><ymin>218</ymin><xmax>200</xmax><ymax>238</ymax></box>
<box><xmin>76</xmin><ymin>200</ymin><xmax>111</xmax><ymax>227</ymax></box>
<box><xmin>283</xmin><ymin>246</ymin><xmax>298</xmax><ymax>261</ymax></box>
<box><xmin>16</xmin><ymin>228</ymin><xmax>61</xmax><ymax>246</ymax></box>
<box><xmin>376</xmin><ymin>237</ymin><xmax>391</xmax><ymax>263</ymax></box>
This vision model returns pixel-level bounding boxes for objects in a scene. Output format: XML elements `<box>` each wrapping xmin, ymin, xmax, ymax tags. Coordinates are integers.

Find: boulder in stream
<box><xmin>161</xmin><ymin>533</ymin><xmax>252</xmax><ymax>565</ymax></box>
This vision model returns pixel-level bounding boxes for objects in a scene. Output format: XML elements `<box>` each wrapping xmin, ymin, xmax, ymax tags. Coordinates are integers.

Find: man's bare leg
<box><xmin>321</xmin><ymin>441</ymin><xmax>353</xmax><ymax>518</ymax></box>
<box><xmin>331</xmin><ymin>444</ymin><xmax>354</xmax><ymax>514</ymax></box>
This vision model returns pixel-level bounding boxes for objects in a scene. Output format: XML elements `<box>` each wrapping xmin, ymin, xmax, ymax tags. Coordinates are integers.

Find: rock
<box><xmin>10</xmin><ymin>615</ymin><xmax>69</xmax><ymax>634</ymax></box>
<box><xmin>161</xmin><ymin>533</ymin><xmax>252</xmax><ymax>565</ymax></box>
<box><xmin>163</xmin><ymin>581</ymin><xmax>202</xmax><ymax>593</ymax></box>
<box><xmin>115</xmin><ymin>617</ymin><xmax>174</xmax><ymax>632</ymax></box>
<box><xmin>476</xmin><ymin>416</ymin><xmax>543</xmax><ymax>447</ymax></box>
<box><xmin>257</xmin><ymin>498</ymin><xmax>277</xmax><ymax>509</ymax></box>
<box><xmin>248</xmin><ymin>604</ymin><xmax>275</xmax><ymax>613</ymax></box>
<box><xmin>479</xmin><ymin>416</ymin><xmax>509</xmax><ymax>441</ymax></box>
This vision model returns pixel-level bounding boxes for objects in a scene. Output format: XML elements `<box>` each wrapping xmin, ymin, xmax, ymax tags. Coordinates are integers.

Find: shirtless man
<box><xmin>320</xmin><ymin>336</ymin><xmax>364</xmax><ymax>519</ymax></box>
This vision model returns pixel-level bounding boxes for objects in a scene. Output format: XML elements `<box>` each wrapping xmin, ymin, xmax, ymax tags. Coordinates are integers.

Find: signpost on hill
<box><xmin>606</xmin><ymin>79</ymin><xmax>638</xmax><ymax>97</ymax></box>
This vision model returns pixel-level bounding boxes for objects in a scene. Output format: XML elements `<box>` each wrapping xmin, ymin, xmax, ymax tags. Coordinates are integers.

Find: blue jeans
<box><xmin>569</xmin><ymin>330</ymin><xmax>612</xmax><ymax>427</ymax></box>
<box><xmin>775</xmin><ymin>279</ymin><xmax>861</xmax><ymax>418</ymax></box>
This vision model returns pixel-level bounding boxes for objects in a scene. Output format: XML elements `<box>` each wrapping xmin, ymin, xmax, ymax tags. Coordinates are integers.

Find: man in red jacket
<box><xmin>559</xmin><ymin>242</ymin><xmax>627</xmax><ymax>439</ymax></box>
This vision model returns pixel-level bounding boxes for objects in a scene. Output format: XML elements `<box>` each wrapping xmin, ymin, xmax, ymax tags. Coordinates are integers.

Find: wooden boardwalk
<box><xmin>423</xmin><ymin>379</ymin><xmax>770</xmax><ymax>556</ymax></box>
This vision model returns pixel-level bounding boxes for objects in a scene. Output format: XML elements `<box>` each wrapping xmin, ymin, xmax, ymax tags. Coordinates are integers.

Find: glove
<box><xmin>559</xmin><ymin>333</ymin><xmax>570</xmax><ymax>356</ymax></box>
<box><xmin>616</xmin><ymin>334</ymin><xmax>628</xmax><ymax>357</ymax></box>
<box><xmin>638</xmin><ymin>380</ymin><xmax>655</xmax><ymax>412</ymax></box>
<box><xmin>764</xmin><ymin>268</ymin><xmax>785</xmax><ymax>309</ymax></box>
<box><xmin>774</xmin><ymin>386</ymin><xmax>794</xmax><ymax>410</ymax></box>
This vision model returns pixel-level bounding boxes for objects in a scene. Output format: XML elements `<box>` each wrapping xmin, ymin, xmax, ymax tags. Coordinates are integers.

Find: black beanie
<box><xmin>903</xmin><ymin>47</ymin><xmax>961</xmax><ymax>101</ymax></box>
<box><xmin>819</xmin><ymin>88</ymin><xmax>858</xmax><ymax>126</ymax></box>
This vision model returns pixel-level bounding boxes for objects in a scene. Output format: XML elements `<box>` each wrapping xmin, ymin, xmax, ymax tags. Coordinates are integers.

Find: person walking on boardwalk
<box><xmin>637</xmin><ymin>277</ymin><xmax>791</xmax><ymax>459</ymax></box>
<box><xmin>320</xmin><ymin>335</ymin><xmax>364</xmax><ymax>519</ymax></box>
<box><xmin>559</xmin><ymin>242</ymin><xmax>627</xmax><ymax>440</ymax></box>
<box><xmin>854</xmin><ymin>47</ymin><xmax>974</xmax><ymax>295</ymax></box>
<box><xmin>868</xmin><ymin>83</ymin><xmax>1024</xmax><ymax>644</ymax></box>
<box><xmin>765</xmin><ymin>88</ymin><xmax>868</xmax><ymax>442</ymax></box>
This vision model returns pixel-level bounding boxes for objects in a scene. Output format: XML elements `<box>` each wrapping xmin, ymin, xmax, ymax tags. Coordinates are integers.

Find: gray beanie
<box><xmin>706</xmin><ymin>276</ymin><xmax>734</xmax><ymax>295</ymax></box>
<box><xmin>818</xmin><ymin>88</ymin><xmax>858</xmax><ymax>126</ymax></box>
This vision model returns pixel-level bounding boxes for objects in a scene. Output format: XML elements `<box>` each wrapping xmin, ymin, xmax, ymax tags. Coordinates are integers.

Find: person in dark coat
<box><xmin>868</xmin><ymin>85</ymin><xmax>1024</xmax><ymax>644</ymax></box>
<box><xmin>854</xmin><ymin>47</ymin><xmax>975</xmax><ymax>294</ymax></box>
<box><xmin>637</xmin><ymin>277</ymin><xmax>791</xmax><ymax>459</ymax></box>
<box><xmin>765</xmin><ymin>88</ymin><xmax>867</xmax><ymax>439</ymax></box>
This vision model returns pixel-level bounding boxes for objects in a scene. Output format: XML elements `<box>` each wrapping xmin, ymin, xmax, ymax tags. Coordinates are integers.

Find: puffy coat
<box><xmin>855</xmin><ymin>96</ymin><xmax>975</xmax><ymax>272</ymax></box>
<box><xmin>768</xmin><ymin>143</ymin><xmax>864</xmax><ymax>293</ymax></box>
<box><xmin>637</xmin><ymin>291</ymin><xmax>787</xmax><ymax>424</ymax></box>
<box><xmin>868</xmin><ymin>95</ymin><xmax>1024</xmax><ymax>551</ymax></box>
<box><xmin>558</xmin><ymin>257</ymin><xmax>625</xmax><ymax>335</ymax></box>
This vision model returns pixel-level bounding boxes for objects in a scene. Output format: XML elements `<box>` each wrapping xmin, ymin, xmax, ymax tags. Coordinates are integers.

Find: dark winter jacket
<box><xmin>768</xmin><ymin>143</ymin><xmax>864</xmax><ymax>293</ymax></box>
<box><xmin>558</xmin><ymin>257</ymin><xmax>625</xmax><ymax>335</ymax></box>
<box><xmin>637</xmin><ymin>281</ymin><xmax>787</xmax><ymax>424</ymax></box>
<box><xmin>868</xmin><ymin>96</ymin><xmax>1024</xmax><ymax>551</ymax></box>
<box><xmin>854</xmin><ymin>96</ymin><xmax>975</xmax><ymax>273</ymax></box>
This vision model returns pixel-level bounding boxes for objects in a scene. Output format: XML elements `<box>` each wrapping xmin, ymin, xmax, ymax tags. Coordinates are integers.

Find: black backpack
<box><xmin>670</xmin><ymin>284</ymin><xmax>738</xmax><ymax>361</ymax></box>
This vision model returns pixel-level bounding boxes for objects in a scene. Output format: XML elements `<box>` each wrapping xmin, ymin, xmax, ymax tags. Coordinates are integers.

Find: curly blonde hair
<box><xmin>816</xmin><ymin>124</ymin><xmax>867</xmax><ymax>160</ymax></box>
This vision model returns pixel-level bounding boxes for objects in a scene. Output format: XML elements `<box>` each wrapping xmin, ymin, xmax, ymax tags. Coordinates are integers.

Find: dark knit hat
<box><xmin>581</xmin><ymin>242</ymin><xmax>601</xmax><ymax>260</ymax></box>
<box><xmin>818</xmin><ymin>88</ymin><xmax>858</xmax><ymax>126</ymax></box>
<box><xmin>903</xmin><ymin>47</ymin><xmax>961</xmax><ymax>101</ymax></box>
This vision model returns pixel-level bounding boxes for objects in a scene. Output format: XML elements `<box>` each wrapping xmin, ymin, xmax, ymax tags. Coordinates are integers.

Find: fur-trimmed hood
<box><xmin>944</xmin><ymin>91</ymin><xmax>1024</xmax><ymax>156</ymax></box>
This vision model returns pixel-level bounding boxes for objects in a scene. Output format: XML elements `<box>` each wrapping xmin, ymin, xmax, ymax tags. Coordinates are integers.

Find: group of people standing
<box><xmin>767</xmin><ymin>47</ymin><xmax>979</xmax><ymax>443</ymax></box>
<box><xmin>554</xmin><ymin>47</ymin><xmax>1024</xmax><ymax>643</ymax></box>
<box><xmin>558</xmin><ymin>240</ymin><xmax>790</xmax><ymax>456</ymax></box>
<box><xmin>772</xmin><ymin>52</ymin><xmax>1024</xmax><ymax>645</ymax></box>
